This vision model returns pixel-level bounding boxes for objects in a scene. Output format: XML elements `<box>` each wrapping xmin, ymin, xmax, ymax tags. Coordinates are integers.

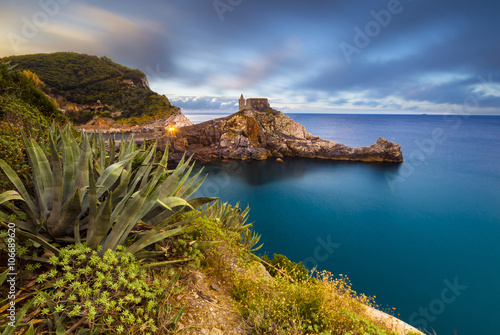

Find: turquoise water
<box><xmin>194</xmin><ymin>114</ymin><xmax>500</xmax><ymax>335</ymax></box>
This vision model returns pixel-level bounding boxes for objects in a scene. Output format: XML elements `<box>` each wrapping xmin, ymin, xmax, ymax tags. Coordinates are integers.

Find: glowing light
<box><xmin>168</xmin><ymin>127</ymin><xmax>176</xmax><ymax>132</ymax></box>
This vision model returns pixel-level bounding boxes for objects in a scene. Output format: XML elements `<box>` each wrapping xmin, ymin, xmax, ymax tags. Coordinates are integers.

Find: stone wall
<box><xmin>246</xmin><ymin>98</ymin><xmax>270</xmax><ymax>111</ymax></box>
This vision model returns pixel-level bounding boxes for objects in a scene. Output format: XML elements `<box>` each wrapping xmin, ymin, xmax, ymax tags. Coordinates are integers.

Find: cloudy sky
<box><xmin>1</xmin><ymin>0</ymin><xmax>500</xmax><ymax>114</ymax></box>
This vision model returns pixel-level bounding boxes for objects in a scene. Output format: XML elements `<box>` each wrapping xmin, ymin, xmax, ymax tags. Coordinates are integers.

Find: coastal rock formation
<box><xmin>166</xmin><ymin>108</ymin><xmax>403</xmax><ymax>163</ymax></box>
<box><xmin>77</xmin><ymin>110</ymin><xmax>193</xmax><ymax>134</ymax></box>
<box><xmin>142</xmin><ymin>110</ymin><xmax>194</xmax><ymax>130</ymax></box>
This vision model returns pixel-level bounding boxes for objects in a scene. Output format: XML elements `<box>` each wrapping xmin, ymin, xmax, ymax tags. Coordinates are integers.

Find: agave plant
<box><xmin>205</xmin><ymin>201</ymin><xmax>262</xmax><ymax>252</ymax></box>
<box><xmin>0</xmin><ymin>126</ymin><xmax>216</xmax><ymax>260</ymax></box>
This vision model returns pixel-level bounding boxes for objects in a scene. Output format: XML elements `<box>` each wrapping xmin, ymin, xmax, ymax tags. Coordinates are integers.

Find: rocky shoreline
<box><xmin>77</xmin><ymin>107</ymin><xmax>403</xmax><ymax>164</ymax></box>
<box><xmin>163</xmin><ymin>108</ymin><xmax>403</xmax><ymax>163</ymax></box>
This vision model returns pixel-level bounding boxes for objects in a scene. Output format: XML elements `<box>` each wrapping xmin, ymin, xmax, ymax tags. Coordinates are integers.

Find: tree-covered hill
<box><xmin>1</xmin><ymin>52</ymin><xmax>178</xmax><ymax>124</ymax></box>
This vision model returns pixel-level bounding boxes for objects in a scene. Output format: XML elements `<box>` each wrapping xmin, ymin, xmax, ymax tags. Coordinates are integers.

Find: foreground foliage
<box><xmin>0</xmin><ymin>126</ymin><xmax>214</xmax><ymax>264</ymax></box>
<box><xmin>233</xmin><ymin>268</ymin><xmax>402</xmax><ymax>335</ymax></box>
<box><xmin>0</xmin><ymin>60</ymin><xmax>65</xmax><ymax>191</ymax></box>
<box><xmin>33</xmin><ymin>244</ymin><xmax>184</xmax><ymax>334</ymax></box>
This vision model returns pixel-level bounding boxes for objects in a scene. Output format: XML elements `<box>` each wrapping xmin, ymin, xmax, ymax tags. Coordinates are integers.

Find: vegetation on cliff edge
<box><xmin>1</xmin><ymin>52</ymin><xmax>178</xmax><ymax>124</ymax></box>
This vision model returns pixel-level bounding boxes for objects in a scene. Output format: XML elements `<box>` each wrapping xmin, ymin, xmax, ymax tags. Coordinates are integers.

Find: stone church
<box><xmin>239</xmin><ymin>94</ymin><xmax>270</xmax><ymax>111</ymax></box>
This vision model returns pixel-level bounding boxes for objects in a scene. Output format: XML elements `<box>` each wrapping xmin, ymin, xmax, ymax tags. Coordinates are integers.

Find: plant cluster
<box><xmin>261</xmin><ymin>254</ymin><xmax>310</xmax><ymax>282</ymax></box>
<box><xmin>33</xmin><ymin>243</ymin><xmax>185</xmax><ymax>334</ymax></box>
<box><xmin>0</xmin><ymin>126</ymin><xmax>215</xmax><ymax>263</ymax></box>
<box><xmin>204</xmin><ymin>201</ymin><xmax>262</xmax><ymax>252</ymax></box>
<box><xmin>233</xmin><ymin>269</ymin><xmax>402</xmax><ymax>335</ymax></box>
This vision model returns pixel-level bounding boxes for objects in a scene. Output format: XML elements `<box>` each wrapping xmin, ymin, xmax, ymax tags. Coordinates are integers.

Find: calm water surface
<box><xmin>193</xmin><ymin>114</ymin><xmax>500</xmax><ymax>335</ymax></box>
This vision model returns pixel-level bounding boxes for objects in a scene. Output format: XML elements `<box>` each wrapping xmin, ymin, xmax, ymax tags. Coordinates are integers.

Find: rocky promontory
<box><xmin>164</xmin><ymin>108</ymin><xmax>403</xmax><ymax>163</ymax></box>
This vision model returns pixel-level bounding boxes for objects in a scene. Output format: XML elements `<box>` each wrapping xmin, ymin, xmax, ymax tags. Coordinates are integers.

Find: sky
<box><xmin>1</xmin><ymin>0</ymin><xmax>500</xmax><ymax>115</ymax></box>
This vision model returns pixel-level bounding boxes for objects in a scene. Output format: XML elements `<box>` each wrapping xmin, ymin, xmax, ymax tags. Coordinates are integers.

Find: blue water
<box><xmin>193</xmin><ymin>114</ymin><xmax>500</xmax><ymax>335</ymax></box>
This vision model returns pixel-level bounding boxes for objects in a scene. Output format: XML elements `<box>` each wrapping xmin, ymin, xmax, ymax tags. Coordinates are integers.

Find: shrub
<box><xmin>261</xmin><ymin>253</ymin><xmax>310</xmax><ymax>282</ymax></box>
<box><xmin>233</xmin><ymin>269</ymin><xmax>399</xmax><ymax>335</ymax></box>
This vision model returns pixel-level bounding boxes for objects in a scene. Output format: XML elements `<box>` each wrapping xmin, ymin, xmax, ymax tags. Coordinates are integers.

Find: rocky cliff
<box><xmin>166</xmin><ymin>108</ymin><xmax>403</xmax><ymax>163</ymax></box>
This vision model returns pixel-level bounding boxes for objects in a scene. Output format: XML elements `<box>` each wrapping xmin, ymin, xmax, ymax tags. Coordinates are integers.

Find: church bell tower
<box><xmin>239</xmin><ymin>94</ymin><xmax>245</xmax><ymax>110</ymax></box>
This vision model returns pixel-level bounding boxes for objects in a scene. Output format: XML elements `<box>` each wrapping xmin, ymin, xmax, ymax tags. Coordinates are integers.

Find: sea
<box><xmin>186</xmin><ymin>113</ymin><xmax>500</xmax><ymax>335</ymax></box>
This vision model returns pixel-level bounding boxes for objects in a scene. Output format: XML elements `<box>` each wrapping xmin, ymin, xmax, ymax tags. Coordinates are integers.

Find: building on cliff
<box><xmin>239</xmin><ymin>94</ymin><xmax>270</xmax><ymax>111</ymax></box>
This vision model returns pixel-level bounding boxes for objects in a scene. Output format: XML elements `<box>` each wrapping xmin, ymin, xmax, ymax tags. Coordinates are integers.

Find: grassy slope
<box><xmin>0</xmin><ymin>60</ymin><xmax>65</xmax><ymax>191</ymax></box>
<box><xmin>1</xmin><ymin>52</ymin><xmax>178</xmax><ymax>124</ymax></box>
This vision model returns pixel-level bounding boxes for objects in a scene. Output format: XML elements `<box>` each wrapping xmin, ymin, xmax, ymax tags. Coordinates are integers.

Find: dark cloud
<box><xmin>1</xmin><ymin>0</ymin><xmax>499</xmax><ymax>113</ymax></box>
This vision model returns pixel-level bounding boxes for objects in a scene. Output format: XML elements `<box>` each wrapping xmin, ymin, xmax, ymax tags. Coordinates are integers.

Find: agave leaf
<box><xmin>109</xmin><ymin>134</ymin><xmax>116</xmax><ymax>165</ymax></box>
<box><xmin>87</xmin><ymin>191</ymin><xmax>113</xmax><ymax>249</ymax></box>
<box><xmin>0</xmin><ymin>206</ymin><xmax>35</xmax><ymax>232</ymax></box>
<box><xmin>126</xmin><ymin>226</ymin><xmax>185</xmax><ymax>255</ymax></box>
<box><xmin>0</xmin><ymin>160</ymin><xmax>38</xmax><ymax>220</ymax></box>
<box><xmin>75</xmin><ymin>134</ymin><xmax>91</xmax><ymax>200</ymax></box>
<box><xmin>61</xmin><ymin>128</ymin><xmax>78</xmax><ymax>202</ymax></box>
<box><xmin>138</xmin><ymin>144</ymin><xmax>157</xmax><ymax>189</ymax></box>
<box><xmin>118</xmin><ymin>134</ymin><xmax>136</xmax><ymax>161</ymax></box>
<box><xmin>243</xmin><ymin>229</ymin><xmax>262</xmax><ymax>252</ymax></box>
<box><xmin>158</xmin><ymin>157</ymin><xmax>190</xmax><ymax>198</ymax></box>
<box><xmin>156</xmin><ymin>197</ymin><xmax>192</xmax><ymax>212</ymax></box>
<box><xmin>145</xmin><ymin>197</ymin><xmax>210</xmax><ymax>230</ymax></box>
<box><xmin>99</xmin><ymin>132</ymin><xmax>106</xmax><ymax>171</ymax></box>
<box><xmin>187</xmin><ymin>197</ymin><xmax>218</xmax><ymax>210</ymax></box>
<box><xmin>143</xmin><ymin>194</ymin><xmax>214</xmax><ymax>227</ymax></box>
<box><xmin>46</xmin><ymin>133</ymin><xmax>63</xmax><ymax>231</ymax></box>
<box><xmin>170</xmin><ymin>160</ymin><xmax>195</xmax><ymax>196</ymax></box>
<box><xmin>86</xmin><ymin>151</ymin><xmax>137</xmax><ymax>205</ymax></box>
<box><xmin>50</xmin><ymin>188</ymin><xmax>81</xmax><ymax>238</ymax></box>
<box><xmin>25</xmin><ymin>137</ymin><xmax>54</xmax><ymax>220</ymax></box>
<box><xmin>175</xmin><ymin>168</ymin><xmax>206</xmax><ymax>199</ymax></box>
<box><xmin>11</xmin><ymin>227</ymin><xmax>60</xmax><ymax>255</ymax></box>
<box><xmin>0</xmin><ymin>190</ymin><xmax>23</xmax><ymax>204</ymax></box>
<box><xmin>139</xmin><ymin>162</ymin><xmax>154</xmax><ymax>190</ymax></box>
<box><xmin>100</xmin><ymin>180</ymin><xmax>153</xmax><ymax>253</ymax></box>
<box><xmin>140</xmin><ymin>159</ymin><xmax>189</xmax><ymax>219</ymax></box>
<box><xmin>95</xmin><ymin>163</ymin><xmax>125</xmax><ymax>199</ymax></box>
<box><xmin>86</xmin><ymin>161</ymin><xmax>97</xmax><ymax>247</ymax></box>
<box><xmin>117</xmin><ymin>136</ymin><xmax>128</xmax><ymax>161</ymax></box>
<box><xmin>142</xmin><ymin>208</ymin><xmax>175</xmax><ymax>227</ymax></box>
<box><xmin>109</xmin><ymin>179</ymin><xmax>137</xmax><ymax>225</ymax></box>
<box><xmin>152</xmin><ymin>148</ymin><xmax>174</xmax><ymax>181</ymax></box>
<box><xmin>110</xmin><ymin>169</ymin><xmax>131</xmax><ymax>204</ymax></box>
